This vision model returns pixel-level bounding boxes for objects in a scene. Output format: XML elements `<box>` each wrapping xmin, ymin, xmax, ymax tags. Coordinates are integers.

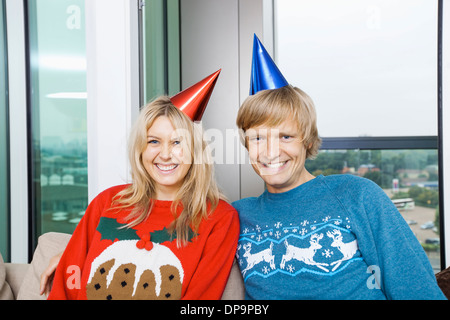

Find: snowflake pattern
<box><xmin>322</xmin><ymin>249</ymin><xmax>334</xmax><ymax>258</ymax></box>
<box><xmin>238</xmin><ymin>215</ymin><xmax>359</xmax><ymax>280</ymax></box>
<box><xmin>240</xmin><ymin>218</ymin><xmax>352</xmax><ymax>243</ymax></box>
<box><xmin>262</xmin><ymin>266</ymin><xmax>270</xmax><ymax>275</ymax></box>
<box><xmin>287</xmin><ymin>264</ymin><xmax>295</xmax><ymax>273</ymax></box>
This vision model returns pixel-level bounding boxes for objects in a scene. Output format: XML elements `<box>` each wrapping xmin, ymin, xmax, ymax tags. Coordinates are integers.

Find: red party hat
<box><xmin>170</xmin><ymin>69</ymin><xmax>221</xmax><ymax>121</ymax></box>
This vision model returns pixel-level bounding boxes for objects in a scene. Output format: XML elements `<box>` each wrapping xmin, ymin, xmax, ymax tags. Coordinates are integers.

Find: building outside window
<box><xmin>26</xmin><ymin>0</ymin><xmax>88</xmax><ymax>249</ymax></box>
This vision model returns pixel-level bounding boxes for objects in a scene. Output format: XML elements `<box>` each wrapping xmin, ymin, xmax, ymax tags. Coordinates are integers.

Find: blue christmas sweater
<box><xmin>232</xmin><ymin>174</ymin><xmax>446</xmax><ymax>300</ymax></box>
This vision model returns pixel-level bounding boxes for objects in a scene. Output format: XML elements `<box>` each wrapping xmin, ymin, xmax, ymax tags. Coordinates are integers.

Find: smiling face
<box><xmin>142</xmin><ymin>116</ymin><xmax>192</xmax><ymax>200</ymax></box>
<box><xmin>246</xmin><ymin>118</ymin><xmax>314</xmax><ymax>194</ymax></box>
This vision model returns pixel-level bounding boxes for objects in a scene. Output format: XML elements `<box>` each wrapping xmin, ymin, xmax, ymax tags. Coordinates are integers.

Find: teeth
<box><xmin>264</xmin><ymin>162</ymin><xmax>286</xmax><ymax>169</ymax></box>
<box><xmin>156</xmin><ymin>164</ymin><xmax>178</xmax><ymax>171</ymax></box>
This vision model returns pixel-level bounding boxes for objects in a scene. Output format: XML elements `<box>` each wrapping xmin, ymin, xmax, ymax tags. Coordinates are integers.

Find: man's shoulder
<box><xmin>232</xmin><ymin>196</ymin><xmax>259</xmax><ymax>211</ymax></box>
<box><xmin>322</xmin><ymin>174</ymin><xmax>376</xmax><ymax>189</ymax></box>
<box><xmin>321</xmin><ymin>174</ymin><xmax>383</xmax><ymax>204</ymax></box>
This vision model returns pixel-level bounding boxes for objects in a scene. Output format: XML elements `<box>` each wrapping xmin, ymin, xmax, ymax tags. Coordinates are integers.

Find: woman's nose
<box><xmin>159</xmin><ymin>143</ymin><xmax>172</xmax><ymax>160</ymax></box>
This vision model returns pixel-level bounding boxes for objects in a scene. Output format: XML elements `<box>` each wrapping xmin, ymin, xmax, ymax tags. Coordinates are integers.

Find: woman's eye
<box><xmin>148</xmin><ymin>140</ymin><xmax>158</xmax><ymax>144</ymax></box>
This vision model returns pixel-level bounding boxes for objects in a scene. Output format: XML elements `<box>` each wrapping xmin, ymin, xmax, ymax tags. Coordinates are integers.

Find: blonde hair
<box><xmin>236</xmin><ymin>85</ymin><xmax>321</xmax><ymax>159</ymax></box>
<box><xmin>112</xmin><ymin>96</ymin><xmax>223</xmax><ymax>246</ymax></box>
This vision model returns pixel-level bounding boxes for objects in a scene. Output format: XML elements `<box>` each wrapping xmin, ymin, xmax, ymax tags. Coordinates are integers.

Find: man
<box><xmin>232</xmin><ymin>34</ymin><xmax>446</xmax><ymax>300</ymax></box>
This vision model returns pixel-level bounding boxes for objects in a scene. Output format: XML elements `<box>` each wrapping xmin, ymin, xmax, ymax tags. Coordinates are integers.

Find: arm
<box><xmin>351</xmin><ymin>178</ymin><xmax>446</xmax><ymax>300</ymax></box>
<box><xmin>181</xmin><ymin>207</ymin><xmax>240</xmax><ymax>300</ymax></box>
<box><xmin>40</xmin><ymin>251</ymin><xmax>63</xmax><ymax>296</ymax></box>
<box><xmin>47</xmin><ymin>193</ymin><xmax>104</xmax><ymax>300</ymax></box>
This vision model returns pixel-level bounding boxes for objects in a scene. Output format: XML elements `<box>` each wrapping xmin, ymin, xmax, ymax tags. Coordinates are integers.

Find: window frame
<box><xmin>0</xmin><ymin>0</ymin><xmax>11</xmax><ymax>262</ymax></box>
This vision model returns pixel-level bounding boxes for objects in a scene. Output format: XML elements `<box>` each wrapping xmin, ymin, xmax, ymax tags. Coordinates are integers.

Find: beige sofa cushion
<box><xmin>221</xmin><ymin>259</ymin><xmax>245</xmax><ymax>300</ymax></box>
<box><xmin>4</xmin><ymin>263</ymin><xmax>29</xmax><ymax>298</ymax></box>
<box><xmin>17</xmin><ymin>232</ymin><xmax>71</xmax><ymax>300</ymax></box>
<box><xmin>0</xmin><ymin>253</ymin><xmax>14</xmax><ymax>300</ymax></box>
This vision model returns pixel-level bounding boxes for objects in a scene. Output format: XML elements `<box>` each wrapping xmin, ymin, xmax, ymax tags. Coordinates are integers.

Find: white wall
<box><xmin>180</xmin><ymin>0</ymin><xmax>268</xmax><ymax>202</ymax></box>
<box><xmin>85</xmin><ymin>0</ymin><xmax>140</xmax><ymax>202</ymax></box>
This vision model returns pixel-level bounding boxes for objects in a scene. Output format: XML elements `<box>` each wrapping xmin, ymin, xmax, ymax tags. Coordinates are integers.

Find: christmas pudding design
<box><xmin>85</xmin><ymin>217</ymin><xmax>193</xmax><ymax>300</ymax></box>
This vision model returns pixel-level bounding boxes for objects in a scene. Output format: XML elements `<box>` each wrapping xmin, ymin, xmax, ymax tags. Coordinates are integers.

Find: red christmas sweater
<box><xmin>48</xmin><ymin>184</ymin><xmax>239</xmax><ymax>300</ymax></box>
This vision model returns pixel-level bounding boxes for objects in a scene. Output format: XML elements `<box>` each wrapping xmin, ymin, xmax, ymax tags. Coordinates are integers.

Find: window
<box><xmin>275</xmin><ymin>0</ymin><xmax>443</xmax><ymax>271</ymax></box>
<box><xmin>140</xmin><ymin>0</ymin><xmax>180</xmax><ymax>104</ymax></box>
<box><xmin>275</xmin><ymin>0</ymin><xmax>437</xmax><ymax>138</ymax></box>
<box><xmin>26</xmin><ymin>0</ymin><xmax>88</xmax><ymax>248</ymax></box>
<box><xmin>305</xmin><ymin>148</ymin><xmax>441</xmax><ymax>272</ymax></box>
<box><xmin>0</xmin><ymin>0</ymin><xmax>10</xmax><ymax>262</ymax></box>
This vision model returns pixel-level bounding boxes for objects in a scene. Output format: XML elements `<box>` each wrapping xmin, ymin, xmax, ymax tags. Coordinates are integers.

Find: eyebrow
<box><xmin>279</xmin><ymin>131</ymin><xmax>297</xmax><ymax>137</ymax></box>
<box><xmin>246</xmin><ymin>129</ymin><xmax>297</xmax><ymax>136</ymax></box>
<box><xmin>147</xmin><ymin>135</ymin><xmax>182</xmax><ymax>141</ymax></box>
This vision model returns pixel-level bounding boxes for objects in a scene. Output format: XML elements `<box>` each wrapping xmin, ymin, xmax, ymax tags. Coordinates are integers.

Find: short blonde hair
<box><xmin>112</xmin><ymin>96</ymin><xmax>223</xmax><ymax>246</ymax></box>
<box><xmin>236</xmin><ymin>85</ymin><xmax>321</xmax><ymax>159</ymax></box>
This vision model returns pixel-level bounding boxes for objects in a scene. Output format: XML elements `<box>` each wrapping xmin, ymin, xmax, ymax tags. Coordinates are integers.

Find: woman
<box><xmin>45</xmin><ymin>92</ymin><xmax>239</xmax><ymax>299</ymax></box>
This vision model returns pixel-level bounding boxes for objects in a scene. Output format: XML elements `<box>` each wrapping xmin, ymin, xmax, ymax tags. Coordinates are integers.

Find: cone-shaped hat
<box><xmin>250</xmin><ymin>34</ymin><xmax>289</xmax><ymax>95</ymax></box>
<box><xmin>170</xmin><ymin>69</ymin><xmax>221</xmax><ymax>121</ymax></box>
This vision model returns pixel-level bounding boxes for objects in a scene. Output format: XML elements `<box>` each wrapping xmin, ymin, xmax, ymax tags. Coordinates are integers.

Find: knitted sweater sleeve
<box><xmin>340</xmin><ymin>177</ymin><xmax>446</xmax><ymax>300</ymax></box>
<box><xmin>181</xmin><ymin>204</ymin><xmax>240</xmax><ymax>299</ymax></box>
<box><xmin>47</xmin><ymin>190</ymin><xmax>106</xmax><ymax>300</ymax></box>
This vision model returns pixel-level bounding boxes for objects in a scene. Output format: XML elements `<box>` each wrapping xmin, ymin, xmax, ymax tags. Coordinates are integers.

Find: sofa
<box><xmin>2</xmin><ymin>232</ymin><xmax>450</xmax><ymax>300</ymax></box>
<box><xmin>0</xmin><ymin>232</ymin><xmax>245</xmax><ymax>300</ymax></box>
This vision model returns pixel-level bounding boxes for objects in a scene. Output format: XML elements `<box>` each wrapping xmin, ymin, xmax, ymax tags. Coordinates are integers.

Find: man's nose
<box><xmin>265</xmin><ymin>136</ymin><xmax>280</xmax><ymax>161</ymax></box>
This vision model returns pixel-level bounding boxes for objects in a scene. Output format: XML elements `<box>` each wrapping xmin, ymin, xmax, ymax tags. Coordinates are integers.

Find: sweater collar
<box><xmin>262</xmin><ymin>174</ymin><xmax>324</xmax><ymax>201</ymax></box>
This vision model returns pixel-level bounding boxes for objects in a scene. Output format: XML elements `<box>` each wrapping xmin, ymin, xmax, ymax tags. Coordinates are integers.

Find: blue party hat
<box><xmin>250</xmin><ymin>34</ymin><xmax>289</xmax><ymax>95</ymax></box>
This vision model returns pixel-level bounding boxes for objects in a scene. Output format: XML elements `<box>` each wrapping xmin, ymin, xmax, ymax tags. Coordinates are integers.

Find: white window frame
<box><xmin>6</xmin><ymin>0</ymin><xmax>28</xmax><ymax>263</ymax></box>
<box><xmin>442</xmin><ymin>0</ymin><xmax>450</xmax><ymax>268</ymax></box>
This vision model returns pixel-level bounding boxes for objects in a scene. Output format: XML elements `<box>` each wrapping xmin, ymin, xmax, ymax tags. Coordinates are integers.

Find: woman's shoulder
<box><xmin>207</xmin><ymin>199</ymin><xmax>238</xmax><ymax>221</ymax></box>
<box><xmin>216</xmin><ymin>199</ymin><xmax>238</xmax><ymax>214</ymax></box>
<box><xmin>95</xmin><ymin>184</ymin><xmax>131</xmax><ymax>199</ymax></box>
<box><xmin>88</xmin><ymin>184</ymin><xmax>131</xmax><ymax>211</ymax></box>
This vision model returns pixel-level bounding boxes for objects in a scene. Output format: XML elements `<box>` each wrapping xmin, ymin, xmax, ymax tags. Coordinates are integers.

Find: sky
<box><xmin>275</xmin><ymin>0</ymin><xmax>438</xmax><ymax>137</ymax></box>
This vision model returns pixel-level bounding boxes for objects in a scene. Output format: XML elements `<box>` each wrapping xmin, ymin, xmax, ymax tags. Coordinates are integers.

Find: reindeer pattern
<box><xmin>237</xmin><ymin>215</ymin><xmax>363</xmax><ymax>281</ymax></box>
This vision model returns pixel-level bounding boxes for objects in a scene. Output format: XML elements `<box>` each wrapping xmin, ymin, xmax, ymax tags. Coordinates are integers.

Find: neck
<box><xmin>155</xmin><ymin>185</ymin><xmax>179</xmax><ymax>201</ymax></box>
<box><xmin>266</xmin><ymin>170</ymin><xmax>315</xmax><ymax>194</ymax></box>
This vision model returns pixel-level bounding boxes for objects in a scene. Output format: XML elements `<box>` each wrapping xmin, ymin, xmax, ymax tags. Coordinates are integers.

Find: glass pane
<box><xmin>27</xmin><ymin>0</ymin><xmax>88</xmax><ymax>242</ymax></box>
<box><xmin>275</xmin><ymin>0</ymin><xmax>437</xmax><ymax>137</ymax></box>
<box><xmin>142</xmin><ymin>0</ymin><xmax>180</xmax><ymax>103</ymax></box>
<box><xmin>0</xmin><ymin>0</ymin><xmax>10</xmax><ymax>262</ymax></box>
<box><xmin>306</xmin><ymin>149</ymin><xmax>441</xmax><ymax>272</ymax></box>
